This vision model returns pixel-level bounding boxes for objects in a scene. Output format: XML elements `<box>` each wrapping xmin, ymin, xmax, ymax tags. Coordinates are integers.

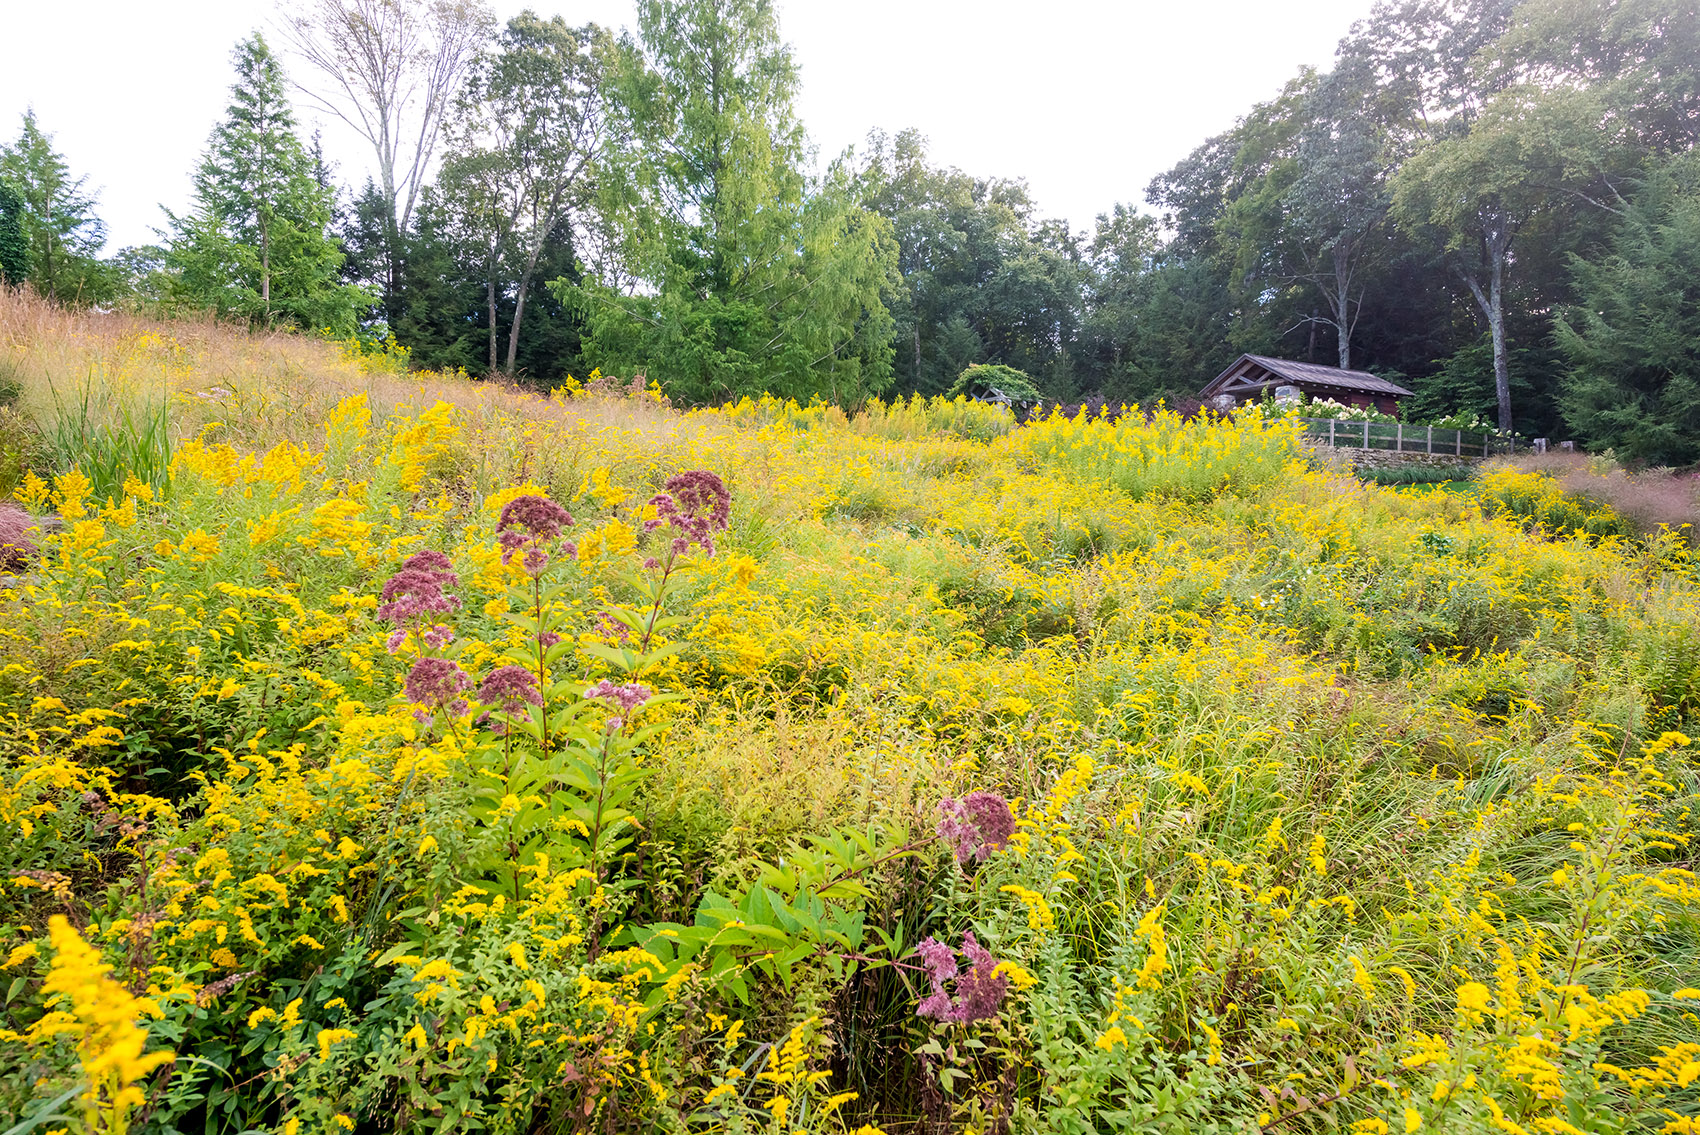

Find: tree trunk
<box><xmin>486</xmin><ymin>271</ymin><xmax>499</xmax><ymax>376</ymax></box>
<box><xmin>1455</xmin><ymin>221</ymin><xmax>1515</xmax><ymax>434</ymax></box>
<box><xmin>913</xmin><ymin>327</ymin><xmax>921</xmax><ymax>379</ymax></box>
<box><xmin>385</xmin><ymin>218</ymin><xmax>403</xmax><ymax>329</ymax></box>
<box><xmin>1333</xmin><ymin>243</ymin><xmax>1351</xmax><ymax>370</ymax></box>
<box><xmin>505</xmin><ymin>235</ymin><xmax>548</xmax><ymax>375</ymax></box>
<box><xmin>505</xmin><ymin>280</ymin><xmax>528</xmax><ymax>376</ymax></box>
<box><xmin>1488</xmin><ymin>259</ymin><xmax>1510</xmax><ymax>433</ymax></box>
<box><xmin>43</xmin><ymin>203</ymin><xmax>54</xmax><ymax>297</ymax></box>
<box><xmin>260</xmin><ymin>215</ymin><xmax>272</xmax><ymax>324</ymax></box>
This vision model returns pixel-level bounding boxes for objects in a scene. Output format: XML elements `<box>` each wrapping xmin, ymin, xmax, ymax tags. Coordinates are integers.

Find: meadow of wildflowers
<box><xmin>2</xmin><ymin>298</ymin><xmax>1700</xmax><ymax>1134</ymax></box>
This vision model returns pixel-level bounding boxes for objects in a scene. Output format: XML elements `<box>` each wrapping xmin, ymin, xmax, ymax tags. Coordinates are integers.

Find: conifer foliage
<box><xmin>1558</xmin><ymin>156</ymin><xmax>1700</xmax><ymax>466</ymax></box>
<box><xmin>167</xmin><ymin>34</ymin><xmax>368</xmax><ymax>332</ymax></box>
<box><xmin>0</xmin><ymin>181</ymin><xmax>27</xmax><ymax>286</ymax></box>
<box><xmin>0</xmin><ymin>111</ymin><xmax>107</xmax><ymax>301</ymax></box>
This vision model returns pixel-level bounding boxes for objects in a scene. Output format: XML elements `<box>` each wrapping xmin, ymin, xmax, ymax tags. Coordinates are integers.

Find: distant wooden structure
<box><xmin>1200</xmin><ymin>354</ymin><xmax>1416</xmax><ymax>416</ymax></box>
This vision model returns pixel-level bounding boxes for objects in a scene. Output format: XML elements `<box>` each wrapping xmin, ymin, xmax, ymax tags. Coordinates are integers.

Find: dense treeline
<box><xmin>2</xmin><ymin>0</ymin><xmax>1698</xmax><ymax>460</ymax></box>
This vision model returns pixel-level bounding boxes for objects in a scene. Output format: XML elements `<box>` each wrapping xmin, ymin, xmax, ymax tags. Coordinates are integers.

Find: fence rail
<box><xmin>1296</xmin><ymin>418</ymin><xmax>1512</xmax><ymax>456</ymax></box>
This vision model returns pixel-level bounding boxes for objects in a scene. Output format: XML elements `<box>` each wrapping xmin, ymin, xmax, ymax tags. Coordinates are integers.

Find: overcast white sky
<box><xmin>1</xmin><ymin>0</ymin><xmax>1374</xmax><ymax>252</ymax></box>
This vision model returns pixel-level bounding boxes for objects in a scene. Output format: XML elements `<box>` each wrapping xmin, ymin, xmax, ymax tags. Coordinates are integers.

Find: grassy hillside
<box><xmin>2</xmin><ymin>291</ymin><xmax>1699</xmax><ymax>1135</ymax></box>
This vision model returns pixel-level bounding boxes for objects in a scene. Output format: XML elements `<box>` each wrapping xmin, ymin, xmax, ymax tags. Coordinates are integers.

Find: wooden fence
<box><xmin>1296</xmin><ymin>418</ymin><xmax>1513</xmax><ymax>456</ymax></box>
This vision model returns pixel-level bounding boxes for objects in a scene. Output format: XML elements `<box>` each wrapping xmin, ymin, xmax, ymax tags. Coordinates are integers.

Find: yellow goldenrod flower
<box><xmin>317</xmin><ymin>1027</ymin><xmax>356</xmax><ymax>1061</ymax></box>
<box><xmin>16</xmin><ymin>917</ymin><xmax>174</xmax><ymax>1120</ymax></box>
<box><xmin>1456</xmin><ymin>982</ymin><xmax>1492</xmax><ymax>1023</ymax></box>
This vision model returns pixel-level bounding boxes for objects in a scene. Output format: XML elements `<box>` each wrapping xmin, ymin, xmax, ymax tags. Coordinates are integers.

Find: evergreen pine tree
<box><xmin>168</xmin><ymin>33</ymin><xmax>368</xmax><ymax>332</ymax></box>
<box><xmin>0</xmin><ymin>181</ymin><xmax>28</xmax><ymax>285</ymax></box>
<box><xmin>0</xmin><ymin>111</ymin><xmax>107</xmax><ymax>300</ymax></box>
<box><xmin>1558</xmin><ymin>156</ymin><xmax>1700</xmax><ymax>465</ymax></box>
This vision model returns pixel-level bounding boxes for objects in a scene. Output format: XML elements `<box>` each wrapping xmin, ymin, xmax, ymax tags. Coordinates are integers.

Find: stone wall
<box><xmin>1309</xmin><ymin>445</ymin><xmax>1480</xmax><ymax>477</ymax></box>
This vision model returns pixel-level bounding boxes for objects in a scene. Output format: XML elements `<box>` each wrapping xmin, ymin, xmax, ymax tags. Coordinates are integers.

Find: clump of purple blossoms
<box><xmin>937</xmin><ymin>791</ymin><xmax>1016</xmax><ymax>866</ymax></box>
<box><xmin>0</xmin><ymin>505</ymin><xmax>40</xmax><ymax>572</ymax></box>
<box><xmin>915</xmin><ymin>931</ymin><xmax>1010</xmax><ymax>1024</ymax></box>
<box><xmin>405</xmin><ymin>657</ymin><xmax>472</xmax><ymax>722</ymax></box>
<box><xmin>594</xmin><ymin>611</ymin><xmax>631</xmax><ymax>643</ymax></box>
<box><xmin>496</xmin><ymin>494</ymin><xmax>575</xmax><ymax>577</ymax></box>
<box><xmin>644</xmin><ymin>470</ymin><xmax>731</xmax><ymax>559</ymax></box>
<box><xmin>478</xmin><ymin>665</ymin><xmax>544</xmax><ymax>722</ymax></box>
<box><xmin>585</xmin><ymin>679</ymin><xmax>652</xmax><ymax>730</ymax></box>
<box><xmin>378</xmin><ymin>551</ymin><xmax>462</xmax><ymax>653</ymax></box>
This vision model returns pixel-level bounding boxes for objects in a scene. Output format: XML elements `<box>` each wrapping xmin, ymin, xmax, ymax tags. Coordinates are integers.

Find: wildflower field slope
<box><xmin>3</xmin><ymin>311</ymin><xmax>1700</xmax><ymax>1134</ymax></box>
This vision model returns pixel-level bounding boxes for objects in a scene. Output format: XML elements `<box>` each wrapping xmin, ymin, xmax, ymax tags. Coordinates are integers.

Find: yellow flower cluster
<box><xmin>1</xmin><ymin>917</ymin><xmax>174</xmax><ymax>1124</ymax></box>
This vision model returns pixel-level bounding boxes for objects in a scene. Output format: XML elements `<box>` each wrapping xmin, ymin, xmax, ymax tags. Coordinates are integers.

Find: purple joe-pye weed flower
<box><xmin>0</xmin><ymin>505</ymin><xmax>41</xmax><ymax>572</ymax></box>
<box><xmin>377</xmin><ymin>566</ymin><xmax>461</xmax><ymax>626</ymax></box>
<box><xmin>478</xmin><ymin>665</ymin><xmax>544</xmax><ymax>715</ymax></box>
<box><xmin>913</xmin><ymin>931</ymin><xmax>1010</xmax><ymax>1024</ymax></box>
<box><xmin>405</xmin><ymin>657</ymin><xmax>472</xmax><ymax>722</ymax></box>
<box><xmin>915</xmin><ymin>936</ymin><xmax>959</xmax><ymax>1020</ymax></box>
<box><xmin>585</xmin><ymin>679</ymin><xmax>652</xmax><ymax>729</ymax></box>
<box><xmin>496</xmin><ymin>495</ymin><xmax>574</xmax><ymax>575</ymax></box>
<box><xmin>593</xmin><ymin>612</ymin><xmax>631</xmax><ymax>643</ymax></box>
<box><xmin>937</xmin><ymin>791</ymin><xmax>1016</xmax><ymax>866</ymax></box>
<box><xmin>584</xmin><ymin>679</ymin><xmax>652</xmax><ymax>714</ymax></box>
<box><xmin>644</xmin><ymin>470</ymin><xmax>732</xmax><ymax>559</ymax></box>
<box><xmin>476</xmin><ymin>665</ymin><xmax>544</xmax><ymax>735</ymax></box>
<box><xmin>402</xmin><ymin>550</ymin><xmax>457</xmax><ymax>579</ymax></box>
<box><xmin>951</xmin><ymin>932</ymin><xmax>1010</xmax><ymax>1023</ymax></box>
<box><xmin>666</xmin><ymin>470</ymin><xmax>731</xmax><ymax>531</ymax></box>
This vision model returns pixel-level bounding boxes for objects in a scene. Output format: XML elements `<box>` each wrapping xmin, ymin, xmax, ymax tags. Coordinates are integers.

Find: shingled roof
<box><xmin>1200</xmin><ymin>354</ymin><xmax>1416</xmax><ymax>400</ymax></box>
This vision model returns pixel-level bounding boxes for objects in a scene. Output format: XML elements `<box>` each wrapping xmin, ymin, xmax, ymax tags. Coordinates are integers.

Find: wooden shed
<box><xmin>1199</xmin><ymin>354</ymin><xmax>1415</xmax><ymax>416</ymax></box>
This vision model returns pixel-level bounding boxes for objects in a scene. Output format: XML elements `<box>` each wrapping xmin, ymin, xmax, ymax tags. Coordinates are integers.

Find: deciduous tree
<box><xmin>280</xmin><ymin>0</ymin><xmax>494</xmax><ymax>315</ymax></box>
<box><xmin>443</xmin><ymin>12</ymin><xmax>610</xmax><ymax>374</ymax></box>
<box><xmin>566</xmin><ymin>0</ymin><xmax>897</xmax><ymax>406</ymax></box>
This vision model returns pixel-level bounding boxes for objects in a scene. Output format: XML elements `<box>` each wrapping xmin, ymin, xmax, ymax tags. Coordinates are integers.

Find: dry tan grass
<box><xmin>0</xmin><ymin>287</ymin><xmax>711</xmax><ymax>495</ymax></box>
